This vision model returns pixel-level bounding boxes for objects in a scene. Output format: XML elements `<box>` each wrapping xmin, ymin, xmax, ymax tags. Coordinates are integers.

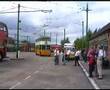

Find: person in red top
<box><xmin>87</xmin><ymin>47</ymin><xmax>96</xmax><ymax>77</ymax></box>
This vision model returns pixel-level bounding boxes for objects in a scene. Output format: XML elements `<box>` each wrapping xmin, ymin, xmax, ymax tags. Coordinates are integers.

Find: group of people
<box><xmin>53</xmin><ymin>45</ymin><xmax>107</xmax><ymax>79</ymax></box>
<box><xmin>82</xmin><ymin>45</ymin><xmax>107</xmax><ymax>79</ymax></box>
<box><xmin>54</xmin><ymin>48</ymin><xmax>67</xmax><ymax>65</ymax></box>
<box><xmin>53</xmin><ymin>48</ymin><xmax>81</xmax><ymax>66</ymax></box>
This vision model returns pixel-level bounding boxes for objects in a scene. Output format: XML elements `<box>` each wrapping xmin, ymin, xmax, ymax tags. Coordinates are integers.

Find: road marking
<box><xmin>79</xmin><ymin>61</ymin><xmax>100</xmax><ymax>89</ymax></box>
<box><xmin>9</xmin><ymin>82</ymin><xmax>21</xmax><ymax>89</ymax></box>
<box><xmin>34</xmin><ymin>71</ymin><xmax>39</xmax><ymax>74</ymax></box>
<box><xmin>24</xmin><ymin>75</ymin><xmax>31</xmax><ymax>80</ymax></box>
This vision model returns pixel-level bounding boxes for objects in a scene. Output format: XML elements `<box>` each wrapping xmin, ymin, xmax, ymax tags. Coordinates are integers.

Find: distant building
<box><xmin>7</xmin><ymin>37</ymin><xmax>16</xmax><ymax>52</ymax></box>
<box><xmin>20</xmin><ymin>41</ymin><xmax>35</xmax><ymax>52</ymax></box>
<box><xmin>89</xmin><ymin>23</ymin><xmax>110</xmax><ymax>60</ymax></box>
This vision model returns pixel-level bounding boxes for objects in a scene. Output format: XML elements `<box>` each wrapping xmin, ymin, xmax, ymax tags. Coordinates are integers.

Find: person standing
<box><xmin>54</xmin><ymin>48</ymin><xmax>59</xmax><ymax>65</ymax></box>
<box><xmin>87</xmin><ymin>47</ymin><xmax>96</xmax><ymax>77</ymax></box>
<box><xmin>97</xmin><ymin>46</ymin><xmax>106</xmax><ymax>79</ymax></box>
<box><xmin>59</xmin><ymin>49</ymin><xmax>63</xmax><ymax>64</ymax></box>
<box><xmin>74</xmin><ymin>49</ymin><xmax>81</xmax><ymax>66</ymax></box>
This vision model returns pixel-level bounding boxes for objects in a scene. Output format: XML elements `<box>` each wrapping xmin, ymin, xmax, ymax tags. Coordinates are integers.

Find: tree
<box><xmin>86</xmin><ymin>29</ymin><xmax>93</xmax><ymax>47</ymax></box>
<box><xmin>74</xmin><ymin>28</ymin><xmax>93</xmax><ymax>49</ymax></box>
<box><xmin>74</xmin><ymin>38</ymin><xmax>82</xmax><ymax>50</ymax></box>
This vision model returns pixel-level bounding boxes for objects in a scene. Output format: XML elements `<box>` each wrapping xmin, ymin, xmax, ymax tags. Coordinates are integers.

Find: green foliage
<box><xmin>74</xmin><ymin>29</ymin><xmax>93</xmax><ymax>49</ymax></box>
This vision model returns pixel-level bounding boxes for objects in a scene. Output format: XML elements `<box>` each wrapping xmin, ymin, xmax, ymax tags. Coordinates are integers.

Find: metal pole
<box><xmin>27</xmin><ymin>36</ymin><xmax>29</xmax><ymax>52</ymax></box>
<box><xmin>86</xmin><ymin>3</ymin><xmax>89</xmax><ymax>48</ymax></box>
<box><xmin>16</xmin><ymin>4</ymin><xmax>20</xmax><ymax>58</ymax></box>
<box><xmin>64</xmin><ymin>28</ymin><xmax>65</xmax><ymax>41</ymax></box>
<box><xmin>82</xmin><ymin>21</ymin><xmax>84</xmax><ymax>49</ymax></box>
<box><xmin>50</xmin><ymin>32</ymin><xmax>51</xmax><ymax>42</ymax></box>
<box><xmin>64</xmin><ymin>28</ymin><xmax>66</xmax><ymax>47</ymax></box>
<box><xmin>44</xmin><ymin>29</ymin><xmax>46</xmax><ymax>36</ymax></box>
<box><xmin>56</xmin><ymin>33</ymin><xmax>57</xmax><ymax>45</ymax></box>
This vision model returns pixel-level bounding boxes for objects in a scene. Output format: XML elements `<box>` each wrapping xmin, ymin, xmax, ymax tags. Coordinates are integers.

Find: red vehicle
<box><xmin>0</xmin><ymin>22</ymin><xmax>8</xmax><ymax>61</ymax></box>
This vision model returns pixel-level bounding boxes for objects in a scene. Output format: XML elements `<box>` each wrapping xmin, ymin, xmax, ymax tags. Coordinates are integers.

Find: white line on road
<box><xmin>9</xmin><ymin>82</ymin><xmax>21</xmax><ymax>89</ymax></box>
<box><xmin>24</xmin><ymin>75</ymin><xmax>31</xmax><ymax>80</ymax></box>
<box><xmin>34</xmin><ymin>71</ymin><xmax>39</xmax><ymax>74</ymax></box>
<box><xmin>79</xmin><ymin>61</ymin><xmax>100</xmax><ymax>89</ymax></box>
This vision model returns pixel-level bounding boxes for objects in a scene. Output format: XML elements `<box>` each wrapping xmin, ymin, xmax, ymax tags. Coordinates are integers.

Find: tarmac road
<box><xmin>0</xmin><ymin>52</ymin><xmax>93</xmax><ymax>89</ymax></box>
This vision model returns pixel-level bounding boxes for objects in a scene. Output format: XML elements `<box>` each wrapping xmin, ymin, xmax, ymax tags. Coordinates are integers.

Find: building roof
<box><xmin>90</xmin><ymin>23</ymin><xmax>110</xmax><ymax>40</ymax></box>
<box><xmin>36</xmin><ymin>36</ymin><xmax>51</xmax><ymax>42</ymax></box>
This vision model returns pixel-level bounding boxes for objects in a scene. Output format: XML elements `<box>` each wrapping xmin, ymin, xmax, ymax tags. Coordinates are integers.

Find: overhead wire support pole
<box><xmin>27</xmin><ymin>35</ymin><xmax>30</xmax><ymax>52</ymax></box>
<box><xmin>82</xmin><ymin>21</ymin><xmax>84</xmax><ymax>50</ymax></box>
<box><xmin>82</xmin><ymin>3</ymin><xmax>91</xmax><ymax>48</ymax></box>
<box><xmin>64</xmin><ymin>28</ymin><xmax>65</xmax><ymax>42</ymax></box>
<box><xmin>56</xmin><ymin>32</ymin><xmax>58</xmax><ymax>45</ymax></box>
<box><xmin>63</xmin><ymin>28</ymin><xmax>66</xmax><ymax>48</ymax></box>
<box><xmin>86</xmin><ymin>3</ymin><xmax>89</xmax><ymax>48</ymax></box>
<box><xmin>44</xmin><ymin>29</ymin><xmax>46</xmax><ymax>37</ymax></box>
<box><xmin>50</xmin><ymin>32</ymin><xmax>51</xmax><ymax>42</ymax></box>
<box><xmin>16</xmin><ymin>4</ymin><xmax>20</xmax><ymax>58</ymax></box>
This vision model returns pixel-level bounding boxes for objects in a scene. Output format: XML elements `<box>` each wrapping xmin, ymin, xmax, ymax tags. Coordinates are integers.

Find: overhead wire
<box><xmin>20</xmin><ymin>5</ymin><xmax>40</xmax><ymax>10</ymax></box>
<box><xmin>0</xmin><ymin>6</ymin><xmax>17</xmax><ymax>12</ymax></box>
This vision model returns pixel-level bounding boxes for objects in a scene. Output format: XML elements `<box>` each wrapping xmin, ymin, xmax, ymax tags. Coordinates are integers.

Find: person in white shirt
<box><xmin>59</xmin><ymin>49</ymin><xmax>63</xmax><ymax>64</ymax></box>
<box><xmin>54</xmin><ymin>48</ymin><xmax>59</xmax><ymax>65</ymax></box>
<box><xmin>97</xmin><ymin>46</ymin><xmax>106</xmax><ymax>79</ymax></box>
<box><xmin>74</xmin><ymin>50</ymin><xmax>81</xmax><ymax>66</ymax></box>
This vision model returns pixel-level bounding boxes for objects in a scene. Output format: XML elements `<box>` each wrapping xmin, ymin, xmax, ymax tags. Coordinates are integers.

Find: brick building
<box><xmin>89</xmin><ymin>23</ymin><xmax>110</xmax><ymax>60</ymax></box>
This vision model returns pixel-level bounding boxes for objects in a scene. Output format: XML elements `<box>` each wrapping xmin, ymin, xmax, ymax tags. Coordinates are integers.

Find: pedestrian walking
<box><xmin>87</xmin><ymin>47</ymin><xmax>96</xmax><ymax>78</ymax></box>
<box><xmin>97</xmin><ymin>46</ymin><xmax>106</xmax><ymax>79</ymax></box>
<box><xmin>74</xmin><ymin>49</ymin><xmax>81</xmax><ymax>66</ymax></box>
<box><xmin>54</xmin><ymin>48</ymin><xmax>59</xmax><ymax>65</ymax></box>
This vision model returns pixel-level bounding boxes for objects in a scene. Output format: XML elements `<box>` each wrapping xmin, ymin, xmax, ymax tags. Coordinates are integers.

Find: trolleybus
<box><xmin>35</xmin><ymin>36</ymin><xmax>51</xmax><ymax>56</ymax></box>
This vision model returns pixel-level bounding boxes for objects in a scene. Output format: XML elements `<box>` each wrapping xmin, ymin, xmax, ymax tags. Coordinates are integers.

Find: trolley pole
<box><xmin>16</xmin><ymin>4</ymin><xmax>20</xmax><ymax>58</ymax></box>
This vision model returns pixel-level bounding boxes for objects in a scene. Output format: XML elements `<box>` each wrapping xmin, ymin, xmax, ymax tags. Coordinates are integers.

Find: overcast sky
<box><xmin>0</xmin><ymin>1</ymin><xmax>110</xmax><ymax>44</ymax></box>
